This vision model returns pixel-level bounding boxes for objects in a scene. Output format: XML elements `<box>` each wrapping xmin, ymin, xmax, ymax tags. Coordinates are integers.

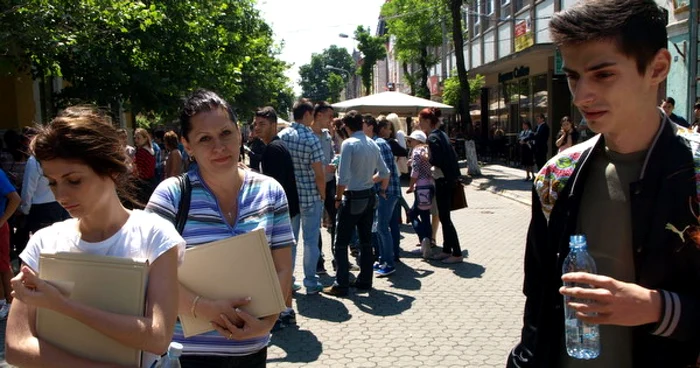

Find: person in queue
<box><xmin>6</xmin><ymin>106</ymin><xmax>184</xmax><ymax>367</ymax></box>
<box><xmin>146</xmin><ymin>89</ymin><xmax>294</xmax><ymax>367</ymax></box>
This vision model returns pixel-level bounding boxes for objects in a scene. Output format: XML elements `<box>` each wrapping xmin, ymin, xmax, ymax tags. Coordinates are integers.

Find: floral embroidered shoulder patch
<box><xmin>534</xmin><ymin>137</ymin><xmax>599</xmax><ymax>222</ymax></box>
<box><xmin>665</xmin><ymin>127</ymin><xmax>700</xmax><ymax>248</ymax></box>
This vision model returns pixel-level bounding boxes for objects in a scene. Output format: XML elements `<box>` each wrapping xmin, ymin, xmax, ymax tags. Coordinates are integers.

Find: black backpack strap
<box><xmin>175</xmin><ymin>173</ymin><xmax>191</xmax><ymax>235</ymax></box>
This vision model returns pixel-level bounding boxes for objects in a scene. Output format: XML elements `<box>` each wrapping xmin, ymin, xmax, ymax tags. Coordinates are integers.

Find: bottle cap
<box><xmin>168</xmin><ymin>342</ymin><xmax>183</xmax><ymax>357</ymax></box>
<box><xmin>569</xmin><ymin>234</ymin><xmax>587</xmax><ymax>248</ymax></box>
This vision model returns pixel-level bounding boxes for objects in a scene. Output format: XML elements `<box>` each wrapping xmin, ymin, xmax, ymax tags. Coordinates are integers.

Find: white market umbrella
<box><xmin>332</xmin><ymin>91</ymin><xmax>454</xmax><ymax>115</ymax></box>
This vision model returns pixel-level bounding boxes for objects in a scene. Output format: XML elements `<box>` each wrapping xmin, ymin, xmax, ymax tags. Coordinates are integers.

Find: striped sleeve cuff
<box><xmin>651</xmin><ymin>290</ymin><xmax>681</xmax><ymax>337</ymax></box>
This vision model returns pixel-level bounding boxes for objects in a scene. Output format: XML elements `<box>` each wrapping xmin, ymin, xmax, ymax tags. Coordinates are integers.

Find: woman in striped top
<box><xmin>146</xmin><ymin>89</ymin><xmax>294</xmax><ymax>367</ymax></box>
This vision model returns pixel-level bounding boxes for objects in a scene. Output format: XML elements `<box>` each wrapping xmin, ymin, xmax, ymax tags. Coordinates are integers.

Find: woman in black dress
<box><xmin>518</xmin><ymin>121</ymin><xmax>536</xmax><ymax>181</ymax></box>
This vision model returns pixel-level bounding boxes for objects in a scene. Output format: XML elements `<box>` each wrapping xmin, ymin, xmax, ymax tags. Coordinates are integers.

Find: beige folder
<box><xmin>37</xmin><ymin>253</ymin><xmax>149</xmax><ymax>367</ymax></box>
<box><xmin>178</xmin><ymin>228</ymin><xmax>286</xmax><ymax>337</ymax></box>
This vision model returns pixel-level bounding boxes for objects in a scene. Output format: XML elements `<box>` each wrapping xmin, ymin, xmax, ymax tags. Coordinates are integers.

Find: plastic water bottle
<box><xmin>562</xmin><ymin>235</ymin><xmax>600</xmax><ymax>360</ymax></box>
<box><xmin>153</xmin><ymin>342</ymin><xmax>183</xmax><ymax>368</ymax></box>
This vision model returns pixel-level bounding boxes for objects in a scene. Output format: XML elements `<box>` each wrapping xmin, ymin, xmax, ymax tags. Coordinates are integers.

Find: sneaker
<box><xmin>0</xmin><ymin>304</ymin><xmax>9</xmax><ymax>320</ymax></box>
<box><xmin>306</xmin><ymin>284</ymin><xmax>324</xmax><ymax>295</ymax></box>
<box><xmin>375</xmin><ymin>266</ymin><xmax>396</xmax><ymax>277</ymax></box>
<box><xmin>280</xmin><ymin>309</ymin><xmax>296</xmax><ymax>326</ymax></box>
<box><xmin>316</xmin><ymin>266</ymin><xmax>328</xmax><ymax>275</ymax></box>
<box><xmin>372</xmin><ymin>262</ymin><xmax>382</xmax><ymax>271</ymax></box>
<box><xmin>272</xmin><ymin>318</ymin><xmax>284</xmax><ymax>332</ymax></box>
<box><xmin>322</xmin><ymin>285</ymin><xmax>348</xmax><ymax>297</ymax></box>
<box><xmin>292</xmin><ymin>282</ymin><xmax>302</xmax><ymax>292</ymax></box>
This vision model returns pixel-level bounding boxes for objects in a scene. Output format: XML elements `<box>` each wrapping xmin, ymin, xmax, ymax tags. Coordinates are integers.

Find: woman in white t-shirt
<box><xmin>6</xmin><ymin>106</ymin><xmax>185</xmax><ymax>368</ymax></box>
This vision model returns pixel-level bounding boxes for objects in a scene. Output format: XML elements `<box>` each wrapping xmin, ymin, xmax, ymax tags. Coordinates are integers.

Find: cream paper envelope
<box><xmin>37</xmin><ymin>253</ymin><xmax>148</xmax><ymax>367</ymax></box>
<box><xmin>178</xmin><ymin>228</ymin><xmax>286</xmax><ymax>337</ymax></box>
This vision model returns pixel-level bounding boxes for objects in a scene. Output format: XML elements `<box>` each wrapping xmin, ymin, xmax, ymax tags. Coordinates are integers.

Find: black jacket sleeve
<box><xmin>507</xmin><ymin>187</ymin><xmax>551</xmax><ymax>368</ymax></box>
<box><xmin>388</xmin><ymin>139</ymin><xmax>408</xmax><ymax>157</ymax></box>
<box><xmin>428</xmin><ymin>133</ymin><xmax>443</xmax><ymax>168</ymax></box>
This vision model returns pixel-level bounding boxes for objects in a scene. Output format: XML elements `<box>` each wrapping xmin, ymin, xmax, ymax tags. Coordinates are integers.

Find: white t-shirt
<box><xmin>19</xmin><ymin>209</ymin><xmax>185</xmax><ymax>367</ymax></box>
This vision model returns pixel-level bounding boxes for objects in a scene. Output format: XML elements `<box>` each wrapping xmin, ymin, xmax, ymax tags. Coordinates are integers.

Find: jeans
<box><xmin>289</xmin><ymin>214</ymin><xmax>300</xmax><ymax>284</ymax></box>
<box><xmin>374</xmin><ymin>194</ymin><xmax>398</xmax><ymax>268</ymax></box>
<box><xmin>435</xmin><ymin>179</ymin><xmax>462</xmax><ymax>256</ymax></box>
<box><xmin>318</xmin><ymin>179</ymin><xmax>337</xmax><ymax>269</ymax></box>
<box><xmin>390</xmin><ymin>202</ymin><xmax>401</xmax><ymax>260</ymax></box>
<box><xmin>290</xmin><ymin>201</ymin><xmax>323</xmax><ymax>288</ymax></box>
<box><xmin>334</xmin><ymin>192</ymin><xmax>376</xmax><ymax>288</ymax></box>
<box><xmin>411</xmin><ymin>207</ymin><xmax>432</xmax><ymax>242</ymax></box>
<box><xmin>179</xmin><ymin>347</ymin><xmax>267</xmax><ymax>368</ymax></box>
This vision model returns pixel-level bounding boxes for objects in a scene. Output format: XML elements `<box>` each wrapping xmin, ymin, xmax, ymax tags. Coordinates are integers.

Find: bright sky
<box><xmin>255</xmin><ymin>0</ymin><xmax>388</xmax><ymax>95</ymax></box>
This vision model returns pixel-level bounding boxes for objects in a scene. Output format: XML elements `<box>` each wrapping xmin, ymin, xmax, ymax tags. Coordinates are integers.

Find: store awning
<box><xmin>332</xmin><ymin>91</ymin><xmax>454</xmax><ymax>115</ymax></box>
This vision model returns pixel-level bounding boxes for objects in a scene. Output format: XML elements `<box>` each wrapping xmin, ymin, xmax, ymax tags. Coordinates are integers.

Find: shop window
<box><xmin>532</xmin><ymin>74</ymin><xmax>547</xmax><ymax>129</ymax></box>
<box><xmin>518</xmin><ymin>77</ymin><xmax>532</xmax><ymax>133</ymax></box>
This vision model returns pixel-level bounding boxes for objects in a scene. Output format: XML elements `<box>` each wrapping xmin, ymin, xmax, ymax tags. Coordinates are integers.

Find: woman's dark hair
<box><xmin>523</xmin><ymin>121</ymin><xmax>532</xmax><ymax>130</ymax></box>
<box><xmin>419</xmin><ymin>107</ymin><xmax>442</xmax><ymax>126</ymax></box>
<box><xmin>180</xmin><ymin>89</ymin><xmax>238</xmax><ymax>141</ymax></box>
<box><xmin>163</xmin><ymin>131</ymin><xmax>179</xmax><ymax>151</ymax></box>
<box><xmin>31</xmin><ymin>105</ymin><xmax>139</xmax><ymax>206</ymax></box>
<box><xmin>333</xmin><ymin>117</ymin><xmax>348</xmax><ymax>139</ymax></box>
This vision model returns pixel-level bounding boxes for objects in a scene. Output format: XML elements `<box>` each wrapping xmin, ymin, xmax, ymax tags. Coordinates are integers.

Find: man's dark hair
<box><xmin>342</xmin><ymin>111</ymin><xmax>364</xmax><ymax>132</ymax></box>
<box><xmin>180</xmin><ymin>89</ymin><xmax>237</xmax><ymax>141</ymax></box>
<box><xmin>314</xmin><ymin>101</ymin><xmax>334</xmax><ymax>117</ymax></box>
<box><xmin>664</xmin><ymin>97</ymin><xmax>676</xmax><ymax>106</ymax></box>
<box><xmin>537</xmin><ymin>113</ymin><xmax>546</xmax><ymax>121</ymax></box>
<box><xmin>377</xmin><ymin>117</ymin><xmax>390</xmax><ymax>137</ymax></box>
<box><xmin>694</xmin><ymin>102</ymin><xmax>700</xmax><ymax>110</ymax></box>
<box><xmin>549</xmin><ymin>0</ymin><xmax>667</xmax><ymax>75</ymax></box>
<box><xmin>292</xmin><ymin>98</ymin><xmax>314</xmax><ymax>121</ymax></box>
<box><xmin>363</xmin><ymin>115</ymin><xmax>377</xmax><ymax>135</ymax></box>
<box><xmin>255</xmin><ymin>106</ymin><xmax>278</xmax><ymax>124</ymax></box>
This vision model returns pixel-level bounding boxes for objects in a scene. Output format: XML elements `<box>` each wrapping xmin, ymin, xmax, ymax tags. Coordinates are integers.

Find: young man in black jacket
<box><xmin>508</xmin><ymin>1</ymin><xmax>700</xmax><ymax>367</ymax></box>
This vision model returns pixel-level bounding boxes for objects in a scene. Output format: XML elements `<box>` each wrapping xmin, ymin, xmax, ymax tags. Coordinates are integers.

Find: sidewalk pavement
<box><xmin>268</xmin><ymin>183</ymin><xmax>530</xmax><ymax>367</ymax></box>
<box><xmin>461</xmin><ymin>163</ymin><xmax>533</xmax><ymax>206</ymax></box>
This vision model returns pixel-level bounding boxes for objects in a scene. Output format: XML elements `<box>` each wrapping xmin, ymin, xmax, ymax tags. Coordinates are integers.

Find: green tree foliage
<box><xmin>0</xmin><ymin>0</ymin><xmax>292</xmax><ymax>122</ymax></box>
<box><xmin>442</xmin><ymin>73</ymin><xmax>484</xmax><ymax>107</ymax></box>
<box><xmin>299</xmin><ymin>45</ymin><xmax>355</xmax><ymax>103</ymax></box>
<box><xmin>354</xmin><ymin>26</ymin><xmax>386</xmax><ymax>96</ymax></box>
<box><xmin>381</xmin><ymin>0</ymin><xmax>447</xmax><ymax>98</ymax></box>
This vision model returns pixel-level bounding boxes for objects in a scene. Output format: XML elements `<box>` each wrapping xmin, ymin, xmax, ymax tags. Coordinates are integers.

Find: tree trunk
<box><xmin>418</xmin><ymin>47</ymin><xmax>430</xmax><ymax>99</ymax></box>
<box><xmin>402</xmin><ymin>61</ymin><xmax>416</xmax><ymax>95</ymax></box>
<box><xmin>450</xmin><ymin>0</ymin><xmax>480</xmax><ymax>175</ymax></box>
<box><xmin>450</xmin><ymin>0</ymin><xmax>472</xmax><ymax>137</ymax></box>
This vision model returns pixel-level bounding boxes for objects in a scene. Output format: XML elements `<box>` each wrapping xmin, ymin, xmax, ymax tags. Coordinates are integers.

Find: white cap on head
<box><xmin>408</xmin><ymin>130</ymin><xmax>427</xmax><ymax>143</ymax></box>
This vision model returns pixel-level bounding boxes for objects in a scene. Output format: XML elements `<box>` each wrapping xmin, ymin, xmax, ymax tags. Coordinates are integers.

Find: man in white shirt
<box><xmin>20</xmin><ymin>156</ymin><xmax>69</xmax><ymax>238</ymax></box>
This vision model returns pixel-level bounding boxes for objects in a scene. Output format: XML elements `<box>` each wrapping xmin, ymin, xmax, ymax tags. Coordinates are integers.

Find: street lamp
<box><xmin>325</xmin><ymin>65</ymin><xmax>353</xmax><ymax>100</ymax></box>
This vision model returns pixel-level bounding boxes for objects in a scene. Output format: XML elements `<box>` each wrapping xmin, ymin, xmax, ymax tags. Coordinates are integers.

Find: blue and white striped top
<box><xmin>146</xmin><ymin>167</ymin><xmax>294</xmax><ymax>356</ymax></box>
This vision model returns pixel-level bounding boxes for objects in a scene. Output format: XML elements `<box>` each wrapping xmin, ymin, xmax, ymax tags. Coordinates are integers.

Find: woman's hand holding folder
<box><xmin>10</xmin><ymin>266</ymin><xmax>68</xmax><ymax>311</ymax></box>
<box><xmin>195</xmin><ymin>296</ymin><xmax>251</xmax><ymax>330</ymax></box>
<box><xmin>211</xmin><ymin>307</ymin><xmax>277</xmax><ymax>341</ymax></box>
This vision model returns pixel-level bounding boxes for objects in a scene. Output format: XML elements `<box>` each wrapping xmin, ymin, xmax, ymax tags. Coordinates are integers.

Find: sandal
<box><xmin>430</xmin><ymin>252</ymin><xmax>451</xmax><ymax>261</ymax></box>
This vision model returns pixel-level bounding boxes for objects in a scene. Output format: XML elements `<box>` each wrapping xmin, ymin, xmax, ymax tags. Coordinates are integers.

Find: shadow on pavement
<box><xmin>268</xmin><ymin>327</ymin><xmax>322</xmax><ymax>364</ymax></box>
<box><xmin>295</xmin><ymin>293</ymin><xmax>351</xmax><ymax>323</ymax></box>
<box><xmin>352</xmin><ymin>289</ymin><xmax>415</xmax><ymax>317</ymax></box>
<box><xmin>425</xmin><ymin>259</ymin><xmax>486</xmax><ymax>279</ymax></box>
<box><xmin>385</xmin><ymin>263</ymin><xmax>433</xmax><ymax>291</ymax></box>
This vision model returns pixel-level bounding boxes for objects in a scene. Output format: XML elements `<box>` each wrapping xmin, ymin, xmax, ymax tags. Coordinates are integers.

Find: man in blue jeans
<box><xmin>279</xmin><ymin>99</ymin><xmax>326</xmax><ymax>294</ymax></box>
<box><xmin>364</xmin><ymin>116</ymin><xmax>401</xmax><ymax>277</ymax></box>
<box><xmin>323</xmin><ymin>111</ymin><xmax>388</xmax><ymax>297</ymax></box>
